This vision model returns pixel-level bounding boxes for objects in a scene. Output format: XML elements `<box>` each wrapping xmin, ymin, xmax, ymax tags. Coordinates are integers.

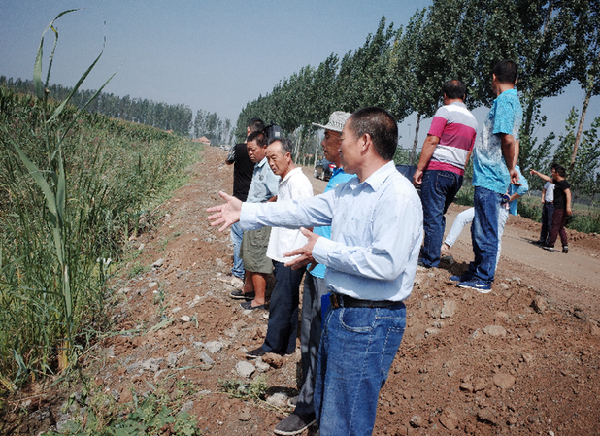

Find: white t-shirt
<box><xmin>544</xmin><ymin>181</ymin><xmax>554</xmax><ymax>203</ymax></box>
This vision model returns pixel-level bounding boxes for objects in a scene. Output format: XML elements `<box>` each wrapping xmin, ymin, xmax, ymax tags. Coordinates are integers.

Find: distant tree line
<box><xmin>0</xmin><ymin>76</ymin><xmax>232</xmax><ymax>145</ymax></box>
<box><xmin>235</xmin><ymin>0</ymin><xmax>599</xmax><ymax>196</ymax></box>
<box><xmin>193</xmin><ymin>110</ymin><xmax>233</xmax><ymax>146</ymax></box>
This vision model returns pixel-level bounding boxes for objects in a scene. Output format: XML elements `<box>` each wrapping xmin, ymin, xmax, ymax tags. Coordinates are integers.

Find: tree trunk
<box><xmin>410</xmin><ymin>113</ymin><xmax>421</xmax><ymax>166</ymax></box>
<box><xmin>570</xmin><ymin>83</ymin><xmax>592</xmax><ymax>173</ymax></box>
<box><xmin>314</xmin><ymin>135</ymin><xmax>320</xmax><ymax>167</ymax></box>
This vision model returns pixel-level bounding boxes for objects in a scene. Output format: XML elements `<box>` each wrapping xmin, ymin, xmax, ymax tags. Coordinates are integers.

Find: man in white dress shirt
<box><xmin>245</xmin><ymin>138</ymin><xmax>314</xmax><ymax>359</ymax></box>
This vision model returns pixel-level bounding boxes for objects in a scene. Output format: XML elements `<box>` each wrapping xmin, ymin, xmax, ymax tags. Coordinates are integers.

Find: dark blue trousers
<box><xmin>261</xmin><ymin>261</ymin><xmax>306</xmax><ymax>354</ymax></box>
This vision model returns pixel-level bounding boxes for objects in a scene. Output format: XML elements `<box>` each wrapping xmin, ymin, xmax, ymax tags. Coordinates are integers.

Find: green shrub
<box><xmin>453</xmin><ymin>183</ymin><xmax>474</xmax><ymax>207</ymax></box>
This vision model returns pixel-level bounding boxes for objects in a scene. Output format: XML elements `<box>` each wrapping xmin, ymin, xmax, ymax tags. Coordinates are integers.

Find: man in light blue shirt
<box><xmin>234</xmin><ymin>130</ymin><xmax>280</xmax><ymax>309</ymax></box>
<box><xmin>454</xmin><ymin>60</ymin><xmax>522</xmax><ymax>292</ymax></box>
<box><xmin>208</xmin><ymin>107</ymin><xmax>423</xmax><ymax>436</ymax></box>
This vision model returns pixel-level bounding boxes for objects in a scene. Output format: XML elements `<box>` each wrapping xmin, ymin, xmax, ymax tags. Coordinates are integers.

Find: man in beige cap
<box><xmin>274</xmin><ymin>111</ymin><xmax>354</xmax><ymax>435</ymax></box>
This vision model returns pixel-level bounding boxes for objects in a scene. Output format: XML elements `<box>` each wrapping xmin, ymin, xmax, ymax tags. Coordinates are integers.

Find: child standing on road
<box><xmin>533</xmin><ymin>163</ymin><xmax>559</xmax><ymax>245</ymax></box>
<box><xmin>530</xmin><ymin>166</ymin><xmax>572</xmax><ymax>253</ymax></box>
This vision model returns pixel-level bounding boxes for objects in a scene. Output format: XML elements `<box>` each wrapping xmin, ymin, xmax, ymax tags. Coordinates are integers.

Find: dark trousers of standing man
<box><xmin>261</xmin><ymin>261</ymin><xmax>306</xmax><ymax>354</ymax></box>
<box><xmin>539</xmin><ymin>202</ymin><xmax>554</xmax><ymax>244</ymax></box>
<box><xmin>547</xmin><ymin>208</ymin><xmax>568</xmax><ymax>249</ymax></box>
<box><xmin>294</xmin><ymin>274</ymin><xmax>329</xmax><ymax>418</ymax></box>
<box><xmin>420</xmin><ymin>170</ymin><xmax>462</xmax><ymax>268</ymax></box>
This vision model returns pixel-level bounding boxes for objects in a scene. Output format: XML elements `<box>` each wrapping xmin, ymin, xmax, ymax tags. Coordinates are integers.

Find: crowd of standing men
<box><xmin>208</xmin><ymin>59</ymin><xmax>570</xmax><ymax>436</ymax></box>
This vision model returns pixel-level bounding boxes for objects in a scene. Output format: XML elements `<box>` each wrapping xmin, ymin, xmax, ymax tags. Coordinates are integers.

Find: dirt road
<box><xmin>14</xmin><ymin>147</ymin><xmax>600</xmax><ymax>436</ymax></box>
<box><xmin>302</xmin><ymin>163</ymin><xmax>600</xmax><ymax>311</ymax></box>
<box><xmin>442</xmin><ymin>205</ymin><xmax>600</xmax><ymax>312</ymax></box>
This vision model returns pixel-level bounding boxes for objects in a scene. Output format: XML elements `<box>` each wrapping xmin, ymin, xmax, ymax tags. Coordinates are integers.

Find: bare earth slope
<box><xmin>16</xmin><ymin>146</ymin><xmax>600</xmax><ymax>436</ymax></box>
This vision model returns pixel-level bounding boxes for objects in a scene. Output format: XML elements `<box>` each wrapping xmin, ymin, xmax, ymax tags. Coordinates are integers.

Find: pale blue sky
<box><xmin>1</xmin><ymin>0</ymin><xmax>597</xmax><ymax>149</ymax></box>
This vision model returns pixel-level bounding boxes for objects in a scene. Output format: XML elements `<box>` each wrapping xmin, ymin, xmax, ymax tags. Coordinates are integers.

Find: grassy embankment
<box><xmin>0</xmin><ymin>84</ymin><xmax>202</xmax><ymax>390</ymax></box>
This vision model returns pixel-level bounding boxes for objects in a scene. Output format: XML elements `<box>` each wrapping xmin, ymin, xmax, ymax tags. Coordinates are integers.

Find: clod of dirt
<box><xmin>477</xmin><ymin>407</ymin><xmax>498</xmax><ymax>425</ymax></box>
<box><xmin>439</xmin><ymin>409</ymin><xmax>459</xmax><ymax>430</ymax></box>
<box><xmin>238</xmin><ymin>407</ymin><xmax>252</xmax><ymax>421</ymax></box>
<box><xmin>410</xmin><ymin>415</ymin><xmax>424</xmax><ymax>427</ymax></box>
<box><xmin>261</xmin><ymin>353</ymin><xmax>284</xmax><ymax>368</ymax></box>
<box><xmin>532</xmin><ymin>295</ymin><xmax>548</xmax><ymax>314</ymax></box>
<box><xmin>574</xmin><ymin>307</ymin><xmax>586</xmax><ymax>320</ymax></box>
<box><xmin>483</xmin><ymin>325</ymin><xmax>507</xmax><ymax>337</ymax></box>
<box><xmin>119</xmin><ymin>387</ymin><xmax>132</xmax><ymax>404</ymax></box>
<box><xmin>493</xmin><ymin>373</ymin><xmax>516</xmax><ymax>389</ymax></box>
<box><xmin>440</xmin><ymin>300</ymin><xmax>457</xmax><ymax>318</ymax></box>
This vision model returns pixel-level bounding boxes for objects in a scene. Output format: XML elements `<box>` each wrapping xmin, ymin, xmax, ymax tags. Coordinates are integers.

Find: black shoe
<box><xmin>562</xmin><ymin>245</ymin><xmax>569</xmax><ymax>253</ymax></box>
<box><xmin>274</xmin><ymin>412</ymin><xmax>317</xmax><ymax>435</ymax></box>
<box><xmin>533</xmin><ymin>239</ymin><xmax>545</xmax><ymax>245</ymax></box>
<box><xmin>230</xmin><ymin>289</ymin><xmax>254</xmax><ymax>300</ymax></box>
<box><xmin>246</xmin><ymin>347</ymin><xmax>266</xmax><ymax>359</ymax></box>
<box><xmin>240</xmin><ymin>300</ymin><xmax>266</xmax><ymax>311</ymax></box>
<box><xmin>450</xmin><ymin>273</ymin><xmax>473</xmax><ymax>282</ymax></box>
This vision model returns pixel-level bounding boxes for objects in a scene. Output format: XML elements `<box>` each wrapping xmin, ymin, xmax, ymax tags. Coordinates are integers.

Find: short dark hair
<box><xmin>551</xmin><ymin>163</ymin><xmax>560</xmax><ymax>170</ymax></box>
<box><xmin>442</xmin><ymin>80</ymin><xmax>466</xmax><ymax>100</ymax></box>
<box><xmin>247</xmin><ymin>130</ymin><xmax>267</xmax><ymax>147</ymax></box>
<box><xmin>248</xmin><ymin>117</ymin><xmax>265</xmax><ymax>134</ymax></box>
<box><xmin>348</xmin><ymin>107</ymin><xmax>398</xmax><ymax>161</ymax></box>
<box><xmin>555</xmin><ymin>165</ymin><xmax>566</xmax><ymax>178</ymax></box>
<box><xmin>492</xmin><ymin>60</ymin><xmax>518</xmax><ymax>84</ymax></box>
<box><xmin>268</xmin><ymin>137</ymin><xmax>293</xmax><ymax>155</ymax></box>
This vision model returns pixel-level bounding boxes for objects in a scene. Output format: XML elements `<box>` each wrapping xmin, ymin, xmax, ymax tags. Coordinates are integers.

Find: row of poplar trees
<box><xmin>234</xmin><ymin>0</ymin><xmax>599</xmax><ymax>196</ymax></box>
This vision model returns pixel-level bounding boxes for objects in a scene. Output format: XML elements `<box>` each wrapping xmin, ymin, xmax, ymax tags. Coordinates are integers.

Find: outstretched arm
<box><xmin>207</xmin><ymin>191</ymin><xmax>243</xmax><ymax>232</ymax></box>
<box><xmin>530</xmin><ymin>169</ymin><xmax>552</xmax><ymax>183</ymax></box>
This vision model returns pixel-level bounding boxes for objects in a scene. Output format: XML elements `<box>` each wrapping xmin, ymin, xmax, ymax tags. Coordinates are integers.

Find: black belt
<box><xmin>329</xmin><ymin>293</ymin><xmax>399</xmax><ymax>309</ymax></box>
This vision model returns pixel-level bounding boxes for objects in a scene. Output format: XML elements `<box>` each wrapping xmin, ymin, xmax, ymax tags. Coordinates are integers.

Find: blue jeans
<box><xmin>468</xmin><ymin>186</ymin><xmax>501</xmax><ymax>284</ymax></box>
<box><xmin>420</xmin><ymin>170</ymin><xmax>462</xmax><ymax>267</ymax></box>
<box><xmin>261</xmin><ymin>261</ymin><xmax>305</xmax><ymax>354</ymax></box>
<box><xmin>315</xmin><ymin>301</ymin><xmax>406</xmax><ymax>436</ymax></box>
<box><xmin>230</xmin><ymin>222</ymin><xmax>245</xmax><ymax>279</ymax></box>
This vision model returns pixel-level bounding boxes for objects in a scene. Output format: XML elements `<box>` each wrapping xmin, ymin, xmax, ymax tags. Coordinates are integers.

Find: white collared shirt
<box><xmin>241</xmin><ymin>161</ymin><xmax>423</xmax><ymax>302</ymax></box>
<box><xmin>266</xmin><ymin>167</ymin><xmax>314</xmax><ymax>262</ymax></box>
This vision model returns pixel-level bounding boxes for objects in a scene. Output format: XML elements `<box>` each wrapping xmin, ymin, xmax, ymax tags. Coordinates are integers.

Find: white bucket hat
<box><xmin>312</xmin><ymin>111</ymin><xmax>351</xmax><ymax>133</ymax></box>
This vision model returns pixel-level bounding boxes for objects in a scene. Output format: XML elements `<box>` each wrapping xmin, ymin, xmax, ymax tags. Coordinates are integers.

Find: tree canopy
<box><xmin>234</xmin><ymin>0</ymin><xmax>599</xmax><ymax>193</ymax></box>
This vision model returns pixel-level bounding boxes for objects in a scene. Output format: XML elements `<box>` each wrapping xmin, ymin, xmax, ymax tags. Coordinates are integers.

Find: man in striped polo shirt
<box><xmin>414</xmin><ymin>80</ymin><xmax>477</xmax><ymax>269</ymax></box>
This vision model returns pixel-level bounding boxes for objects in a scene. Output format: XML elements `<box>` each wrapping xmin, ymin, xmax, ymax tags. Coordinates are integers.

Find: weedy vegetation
<box><xmin>42</xmin><ymin>377</ymin><xmax>203</xmax><ymax>435</ymax></box>
<box><xmin>218</xmin><ymin>375</ymin><xmax>268</xmax><ymax>402</ymax></box>
<box><xmin>0</xmin><ymin>10</ymin><xmax>201</xmax><ymax>391</ymax></box>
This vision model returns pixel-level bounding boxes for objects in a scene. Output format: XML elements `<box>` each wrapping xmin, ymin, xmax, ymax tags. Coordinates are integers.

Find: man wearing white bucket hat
<box><xmin>274</xmin><ymin>111</ymin><xmax>355</xmax><ymax>435</ymax></box>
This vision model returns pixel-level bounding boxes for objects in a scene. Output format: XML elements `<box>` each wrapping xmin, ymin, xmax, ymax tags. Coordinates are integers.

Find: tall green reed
<box><xmin>1</xmin><ymin>10</ymin><xmax>115</xmax><ymax>383</ymax></box>
<box><xmin>0</xmin><ymin>11</ymin><xmax>201</xmax><ymax>386</ymax></box>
